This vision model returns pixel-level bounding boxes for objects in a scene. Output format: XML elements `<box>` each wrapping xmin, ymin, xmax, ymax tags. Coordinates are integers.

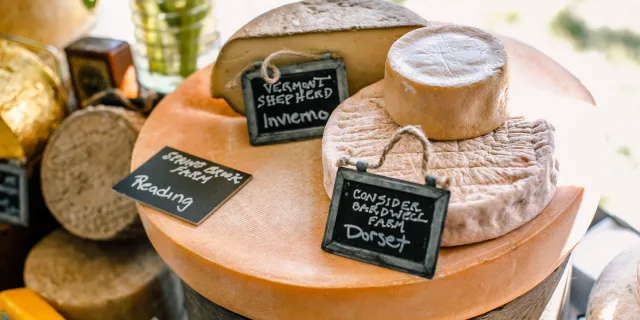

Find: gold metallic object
<box><xmin>0</xmin><ymin>34</ymin><xmax>68</xmax><ymax>165</ymax></box>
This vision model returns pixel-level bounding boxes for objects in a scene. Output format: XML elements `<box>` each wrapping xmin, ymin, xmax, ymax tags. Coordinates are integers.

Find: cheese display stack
<box><xmin>130</xmin><ymin>0</ymin><xmax>599</xmax><ymax>319</ymax></box>
<box><xmin>323</xmin><ymin>25</ymin><xmax>557</xmax><ymax>246</ymax></box>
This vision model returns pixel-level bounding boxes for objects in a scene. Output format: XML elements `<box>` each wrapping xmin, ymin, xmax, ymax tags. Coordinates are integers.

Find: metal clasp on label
<box><xmin>319</xmin><ymin>52</ymin><xmax>333</xmax><ymax>60</ymax></box>
<box><xmin>356</xmin><ymin>161</ymin><xmax>368</xmax><ymax>172</ymax></box>
<box><xmin>425</xmin><ymin>175</ymin><xmax>437</xmax><ymax>187</ymax></box>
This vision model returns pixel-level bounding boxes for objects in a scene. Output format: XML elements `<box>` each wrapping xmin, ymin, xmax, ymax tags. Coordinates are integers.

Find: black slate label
<box><xmin>113</xmin><ymin>147</ymin><xmax>252</xmax><ymax>225</ymax></box>
<box><xmin>0</xmin><ymin>162</ymin><xmax>28</xmax><ymax>227</ymax></box>
<box><xmin>242</xmin><ymin>57</ymin><xmax>348</xmax><ymax>145</ymax></box>
<box><xmin>322</xmin><ymin>167</ymin><xmax>450</xmax><ymax>279</ymax></box>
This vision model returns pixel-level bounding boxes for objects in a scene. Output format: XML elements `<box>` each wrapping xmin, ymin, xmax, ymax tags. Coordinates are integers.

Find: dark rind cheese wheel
<box><xmin>24</xmin><ymin>229</ymin><xmax>185</xmax><ymax>320</ymax></box>
<box><xmin>0</xmin><ymin>165</ymin><xmax>59</xmax><ymax>291</ymax></box>
<box><xmin>181</xmin><ymin>259</ymin><xmax>570</xmax><ymax>319</ymax></box>
<box><xmin>41</xmin><ymin>106</ymin><xmax>145</xmax><ymax>240</ymax></box>
<box><xmin>0</xmin><ymin>224</ymin><xmax>34</xmax><ymax>290</ymax></box>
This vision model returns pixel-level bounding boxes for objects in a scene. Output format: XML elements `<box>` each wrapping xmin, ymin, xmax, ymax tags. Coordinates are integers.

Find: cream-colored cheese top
<box><xmin>388</xmin><ymin>25</ymin><xmax>507</xmax><ymax>87</ymax></box>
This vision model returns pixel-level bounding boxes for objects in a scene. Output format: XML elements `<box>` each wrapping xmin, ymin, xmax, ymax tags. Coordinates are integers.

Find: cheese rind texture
<box><xmin>587</xmin><ymin>245</ymin><xmax>640</xmax><ymax>320</ymax></box>
<box><xmin>41</xmin><ymin>106</ymin><xmax>145</xmax><ymax>241</ymax></box>
<box><xmin>211</xmin><ymin>0</ymin><xmax>427</xmax><ymax>114</ymax></box>
<box><xmin>385</xmin><ymin>25</ymin><xmax>509</xmax><ymax>140</ymax></box>
<box><xmin>323</xmin><ymin>81</ymin><xmax>558</xmax><ymax>246</ymax></box>
<box><xmin>24</xmin><ymin>230</ymin><xmax>184</xmax><ymax>320</ymax></box>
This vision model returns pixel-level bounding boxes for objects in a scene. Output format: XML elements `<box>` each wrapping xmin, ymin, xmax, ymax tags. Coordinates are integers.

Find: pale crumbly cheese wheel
<box><xmin>24</xmin><ymin>229</ymin><xmax>185</xmax><ymax>320</ymax></box>
<box><xmin>587</xmin><ymin>245</ymin><xmax>640</xmax><ymax>320</ymax></box>
<box><xmin>322</xmin><ymin>81</ymin><xmax>558</xmax><ymax>246</ymax></box>
<box><xmin>384</xmin><ymin>25</ymin><xmax>509</xmax><ymax>140</ymax></box>
<box><xmin>41</xmin><ymin>106</ymin><xmax>145</xmax><ymax>241</ymax></box>
<box><xmin>211</xmin><ymin>0</ymin><xmax>427</xmax><ymax>114</ymax></box>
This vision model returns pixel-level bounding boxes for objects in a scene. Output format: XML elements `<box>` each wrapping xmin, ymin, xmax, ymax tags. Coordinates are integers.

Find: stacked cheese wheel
<box><xmin>323</xmin><ymin>24</ymin><xmax>557</xmax><ymax>246</ymax></box>
<box><xmin>32</xmin><ymin>106</ymin><xmax>186</xmax><ymax>319</ymax></box>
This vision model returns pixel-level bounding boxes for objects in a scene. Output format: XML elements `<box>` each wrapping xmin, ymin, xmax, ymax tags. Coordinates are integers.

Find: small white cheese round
<box><xmin>384</xmin><ymin>24</ymin><xmax>509</xmax><ymax>140</ymax></box>
<box><xmin>587</xmin><ymin>245</ymin><xmax>640</xmax><ymax>320</ymax></box>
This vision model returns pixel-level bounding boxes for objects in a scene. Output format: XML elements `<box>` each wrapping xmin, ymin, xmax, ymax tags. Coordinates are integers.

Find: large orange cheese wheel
<box><xmin>133</xmin><ymin>36</ymin><xmax>598</xmax><ymax>319</ymax></box>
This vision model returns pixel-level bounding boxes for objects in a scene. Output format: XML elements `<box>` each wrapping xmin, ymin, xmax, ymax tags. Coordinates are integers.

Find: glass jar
<box><xmin>129</xmin><ymin>0</ymin><xmax>220</xmax><ymax>94</ymax></box>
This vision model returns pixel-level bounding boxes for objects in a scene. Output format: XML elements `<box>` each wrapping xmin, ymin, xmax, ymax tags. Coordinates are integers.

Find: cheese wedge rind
<box><xmin>211</xmin><ymin>0</ymin><xmax>427</xmax><ymax>114</ymax></box>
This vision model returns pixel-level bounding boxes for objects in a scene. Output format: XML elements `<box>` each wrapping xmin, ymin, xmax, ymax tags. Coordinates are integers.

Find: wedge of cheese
<box><xmin>0</xmin><ymin>288</ymin><xmax>65</xmax><ymax>320</ymax></box>
<box><xmin>211</xmin><ymin>0</ymin><xmax>427</xmax><ymax>114</ymax></box>
<box><xmin>41</xmin><ymin>106</ymin><xmax>145</xmax><ymax>241</ymax></box>
<box><xmin>323</xmin><ymin>81</ymin><xmax>558</xmax><ymax>246</ymax></box>
<box><xmin>587</xmin><ymin>245</ymin><xmax>640</xmax><ymax>320</ymax></box>
<box><xmin>24</xmin><ymin>229</ymin><xmax>185</xmax><ymax>320</ymax></box>
<box><xmin>385</xmin><ymin>25</ymin><xmax>509</xmax><ymax>140</ymax></box>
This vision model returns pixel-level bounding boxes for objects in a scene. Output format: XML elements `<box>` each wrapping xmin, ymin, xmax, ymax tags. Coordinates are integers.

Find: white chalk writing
<box><xmin>131</xmin><ymin>175</ymin><xmax>193</xmax><ymax>212</ymax></box>
<box><xmin>262</xmin><ymin>109</ymin><xmax>330</xmax><ymax>129</ymax></box>
<box><xmin>344</xmin><ymin>188</ymin><xmax>429</xmax><ymax>254</ymax></box>
<box><xmin>344</xmin><ymin>224</ymin><xmax>411</xmax><ymax>253</ymax></box>
<box><xmin>257</xmin><ymin>76</ymin><xmax>333</xmax><ymax>109</ymax></box>
<box><xmin>161</xmin><ymin>151</ymin><xmax>245</xmax><ymax>185</ymax></box>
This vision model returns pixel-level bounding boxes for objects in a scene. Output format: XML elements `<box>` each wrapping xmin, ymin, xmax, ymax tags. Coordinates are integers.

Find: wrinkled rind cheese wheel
<box><xmin>322</xmin><ymin>81</ymin><xmax>558</xmax><ymax>246</ymax></box>
<box><xmin>24</xmin><ymin>230</ymin><xmax>184</xmax><ymax>320</ymax></box>
<box><xmin>41</xmin><ymin>106</ymin><xmax>145</xmax><ymax>241</ymax></box>
<box><xmin>385</xmin><ymin>25</ymin><xmax>509</xmax><ymax>140</ymax></box>
<box><xmin>587</xmin><ymin>245</ymin><xmax>640</xmax><ymax>320</ymax></box>
<box><xmin>211</xmin><ymin>0</ymin><xmax>427</xmax><ymax>114</ymax></box>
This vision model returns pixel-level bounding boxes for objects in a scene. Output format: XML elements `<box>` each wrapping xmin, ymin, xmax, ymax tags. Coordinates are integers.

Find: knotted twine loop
<box><xmin>337</xmin><ymin>126</ymin><xmax>452</xmax><ymax>190</ymax></box>
<box><xmin>82</xmin><ymin>88</ymin><xmax>157</xmax><ymax>114</ymax></box>
<box><xmin>224</xmin><ymin>50</ymin><xmax>331</xmax><ymax>90</ymax></box>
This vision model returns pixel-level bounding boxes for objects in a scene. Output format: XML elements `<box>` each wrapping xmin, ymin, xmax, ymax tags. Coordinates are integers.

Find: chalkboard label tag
<box><xmin>0</xmin><ymin>161</ymin><xmax>29</xmax><ymax>227</ymax></box>
<box><xmin>112</xmin><ymin>147</ymin><xmax>252</xmax><ymax>225</ymax></box>
<box><xmin>242</xmin><ymin>54</ymin><xmax>349</xmax><ymax>146</ymax></box>
<box><xmin>322</xmin><ymin>167</ymin><xmax>450</xmax><ymax>279</ymax></box>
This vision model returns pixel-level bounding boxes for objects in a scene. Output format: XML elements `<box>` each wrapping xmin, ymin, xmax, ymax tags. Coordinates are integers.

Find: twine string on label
<box><xmin>82</xmin><ymin>88</ymin><xmax>157</xmax><ymax>114</ymax></box>
<box><xmin>337</xmin><ymin>126</ymin><xmax>452</xmax><ymax>189</ymax></box>
<box><xmin>224</xmin><ymin>50</ymin><xmax>331</xmax><ymax>90</ymax></box>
